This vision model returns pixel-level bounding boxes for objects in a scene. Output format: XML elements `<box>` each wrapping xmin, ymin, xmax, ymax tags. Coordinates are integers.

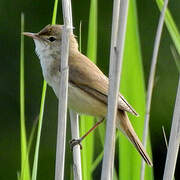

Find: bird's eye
<box><xmin>48</xmin><ymin>36</ymin><xmax>56</xmax><ymax>42</ymax></box>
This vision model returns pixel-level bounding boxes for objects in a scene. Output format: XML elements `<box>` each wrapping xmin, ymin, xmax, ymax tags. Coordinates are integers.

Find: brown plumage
<box><xmin>23</xmin><ymin>24</ymin><xmax>153</xmax><ymax>166</ymax></box>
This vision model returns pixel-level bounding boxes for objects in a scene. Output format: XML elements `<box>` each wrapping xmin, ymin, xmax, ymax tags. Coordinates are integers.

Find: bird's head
<box><xmin>23</xmin><ymin>24</ymin><xmax>78</xmax><ymax>59</ymax></box>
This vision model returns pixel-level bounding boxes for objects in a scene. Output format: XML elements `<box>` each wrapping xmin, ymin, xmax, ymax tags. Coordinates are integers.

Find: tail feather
<box><xmin>117</xmin><ymin>110</ymin><xmax>153</xmax><ymax>166</ymax></box>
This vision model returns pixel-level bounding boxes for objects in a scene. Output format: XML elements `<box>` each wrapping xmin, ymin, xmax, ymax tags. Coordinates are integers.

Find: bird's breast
<box><xmin>39</xmin><ymin>53</ymin><xmax>60</xmax><ymax>88</ymax></box>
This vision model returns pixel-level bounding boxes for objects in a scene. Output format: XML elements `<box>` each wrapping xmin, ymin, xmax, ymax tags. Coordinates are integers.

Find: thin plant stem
<box><xmin>101</xmin><ymin>0</ymin><xmax>129</xmax><ymax>179</ymax></box>
<box><xmin>20</xmin><ymin>12</ymin><xmax>31</xmax><ymax>180</ymax></box>
<box><xmin>70</xmin><ymin>111</ymin><xmax>82</xmax><ymax>180</ymax></box>
<box><xmin>32</xmin><ymin>82</ymin><xmax>47</xmax><ymax>180</ymax></box>
<box><xmin>162</xmin><ymin>126</ymin><xmax>168</xmax><ymax>149</ymax></box>
<box><xmin>68</xmin><ymin>1</ymin><xmax>82</xmax><ymax>179</ymax></box>
<box><xmin>140</xmin><ymin>0</ymin><xmax>169</xmax><ymax>179</ymax></box>
<box><xmin>55</xmin><ymin>0</ymin><xmax>73</xmax><ymax>179</ymax></box>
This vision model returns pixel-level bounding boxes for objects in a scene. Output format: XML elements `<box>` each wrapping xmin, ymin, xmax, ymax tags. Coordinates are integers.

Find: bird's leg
<box><xmin>70</xmin><ymin>118</ymin><xmax>105</xmax><ymax>150</ymax></box>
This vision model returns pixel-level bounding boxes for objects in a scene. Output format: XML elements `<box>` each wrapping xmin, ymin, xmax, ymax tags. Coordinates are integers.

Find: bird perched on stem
<box><xmin>23</xmin><ymin>24</ymin><xmax>153</xmax><ymax>166</ymax></box>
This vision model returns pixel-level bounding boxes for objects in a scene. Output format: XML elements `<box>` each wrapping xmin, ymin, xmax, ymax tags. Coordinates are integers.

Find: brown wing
<box><xmin>68</xmin><ymin>51</ymin><xmax>138</xmax><ymax>116</ymax></box>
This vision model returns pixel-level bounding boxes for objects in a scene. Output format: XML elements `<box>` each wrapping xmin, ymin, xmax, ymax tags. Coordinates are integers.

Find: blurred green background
<box><xmin>0</xmin><ymin>0</ymin><xmax>179</xmax><ymax>179</ymax></box>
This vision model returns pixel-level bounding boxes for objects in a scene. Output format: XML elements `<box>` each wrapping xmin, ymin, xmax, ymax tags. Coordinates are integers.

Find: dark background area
<box><xmin>0</xmin><ymin>0</ymin><xmax>179</xmax><ymax>179</ymax></box>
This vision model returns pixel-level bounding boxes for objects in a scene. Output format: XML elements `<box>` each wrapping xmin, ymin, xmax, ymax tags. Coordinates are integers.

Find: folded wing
<box><xmin>69</xmin><ymin>51</ymin><xmax>138</xmax><ymax>116</ymax></box>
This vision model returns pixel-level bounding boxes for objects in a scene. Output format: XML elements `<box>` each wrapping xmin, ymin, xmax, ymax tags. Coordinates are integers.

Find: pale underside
<box><xmin>68</xmin><ymin>82</ymin><xmax>107</xmax><ymax>117</ymax></box>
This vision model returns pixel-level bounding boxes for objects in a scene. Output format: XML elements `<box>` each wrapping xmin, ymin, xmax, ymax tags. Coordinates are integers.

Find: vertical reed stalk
<box><xmin>68</xmin><ymin>0</ymin><xmax>82</xmax><ymax>179</ymax></box>
<box><xmin>70</xmin><ymin>111</ymin><xmax>82</xmax><ymax>180</ymax></box>
<box><xmin>55</xmin><ymin>0</ymin><xmax>72</xmax><ymax>179</ymax></box>
<box><xmin>101</xmin><ymin>0</ymin><xmax>129</xmax><ymax>179</ymax></box>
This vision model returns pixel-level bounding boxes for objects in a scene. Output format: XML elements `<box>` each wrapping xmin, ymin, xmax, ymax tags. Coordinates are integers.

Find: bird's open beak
<box><xmin>23</xmin><ymin>32</ymin><xmax>39</xmax><ymax>40</ymax></box>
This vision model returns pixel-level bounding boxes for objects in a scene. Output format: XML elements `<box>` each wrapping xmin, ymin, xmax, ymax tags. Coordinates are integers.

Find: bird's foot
<box><xmin>69</xmin><ymin>138</ymin><xmax>83</xmax><ymax>150</ymax></box>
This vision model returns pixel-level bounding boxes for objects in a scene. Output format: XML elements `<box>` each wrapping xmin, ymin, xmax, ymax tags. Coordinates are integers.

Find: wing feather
<box><xmin>68</xmin><ymin>51</ymin><xmax>138</xmax><ymax>116</ymax></box>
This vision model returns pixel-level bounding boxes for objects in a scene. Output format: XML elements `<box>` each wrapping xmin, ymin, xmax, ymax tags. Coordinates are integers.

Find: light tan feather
<box><xmin>69</xmin><ymin>50</ymin><xmax>138</xmax><ymax>116</ymax></box>
<box><xmin>117</xmin><ymin>111</ymin><xmax>153</xmax><ymax>166</ymax></box>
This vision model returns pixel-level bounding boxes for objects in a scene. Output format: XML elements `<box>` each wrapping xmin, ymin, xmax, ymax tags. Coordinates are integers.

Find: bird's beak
<box><xmin>23</xmin><ymin>32</ymin><xmax>39</xmax><ymax>40</ymax></box>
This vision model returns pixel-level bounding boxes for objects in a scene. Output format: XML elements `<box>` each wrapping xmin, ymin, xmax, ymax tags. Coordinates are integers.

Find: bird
<box><xmin>23</xmin><ymin>24</ymin><xmax>153</xmax><ymax>166</ymax></box>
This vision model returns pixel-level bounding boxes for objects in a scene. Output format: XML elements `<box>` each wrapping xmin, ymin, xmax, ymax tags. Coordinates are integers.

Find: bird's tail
<box><xmin>117</xmin><ymin>110</ymin><xmax>153</xmax><ymax>166</ymax></box>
